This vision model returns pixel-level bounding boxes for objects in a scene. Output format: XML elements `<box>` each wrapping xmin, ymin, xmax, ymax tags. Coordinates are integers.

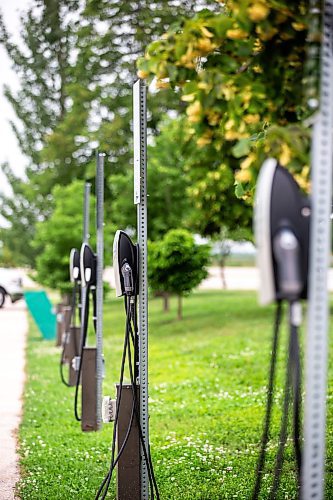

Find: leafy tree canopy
<box><xmin>32</xmin><ymin>180</ymin><xmax>97</xmax><ymax>294</ymax></box>
<box><xmin>0</xmin><ymin>0</ymin><xmax>218</xmax><ymax>264</ymax></box>
<box><xmin>110</xmin><ymin>116</ymin><xmax>196</xmax><ymax>240</ymax></box>
<box><xmin>148</xmin><ymin>229</ymin><xmax>210</xmax><ymax>318</ymax></box>
<box><xmin>138</xmin><ymin>0</ymin><xmax>317</xmax><ymax>216</ymax></box>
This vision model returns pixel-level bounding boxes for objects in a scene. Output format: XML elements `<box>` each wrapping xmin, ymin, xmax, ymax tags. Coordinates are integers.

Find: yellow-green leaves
<box><xmin>137</xmin><ymin>0</ymin><xmax>311</xmax><ymax>231</ymax></box>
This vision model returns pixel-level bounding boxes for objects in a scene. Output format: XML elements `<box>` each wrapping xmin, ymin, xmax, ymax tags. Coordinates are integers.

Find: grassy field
<box><xmin>17</xmin><ymin>291</ymin><xmax>333</xmax><ymax>499</ymax></box>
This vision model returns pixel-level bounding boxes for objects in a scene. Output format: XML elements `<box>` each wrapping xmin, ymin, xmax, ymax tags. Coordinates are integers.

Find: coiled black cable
<box><xmin>127</xmin><ymin>313</ymin><xmax>160</xmax><ymax>500</ymax></box>
<box><xmin>252</xmin><ymin>301</ymin><xmax>283</xmax><ymax>499</ymax></box>
<box><xmin>96</xmin><ymin>302</ymin><xmax>132</xmax><ymax>498</ymax></box>
<box><xmin>252</xmin><ymin>301</ymin><xmax>302</xmax><ymax>499</ymax></box>
<box><xmin>270</xmin><ymin>318</ymin><xmax>302</xmax><ymax>499</ymax></box>
<box><xmin>72</xmin><ymin>286</ymin><xmax>81</xmax><ymax>360</ymax></box>
<box><xmin>74</xmin><ymin>286</ymin><xmax>96</xmax><ymax>421</ymax></box>
<box><xmin>291</xmin><ymin>323</ymin><xmax>302</xmax><ymax>482</ymax></box>
<box><xmin>96</xmin><ymin>297</ymin><xmax>148</xmax><ymax>498</ymax></box>
<box><xmin>60</xmin><ymin>282</ymin><xmax>78</xmax><ymax>387</ymax></box>
<box><xmin>96</xmin><ymin>295</ymin><xmax>160</xmax><ymax>499</ymax></box>
<box><xmin>269</xmin><ymin>333</ymin><xmax>293</xmax><ymax>499</ymax></box>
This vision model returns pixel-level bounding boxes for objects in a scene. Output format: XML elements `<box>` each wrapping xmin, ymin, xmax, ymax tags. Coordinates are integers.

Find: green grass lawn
<box><xmin>18</xmin><ymin>291</ymin><xmax>333</xmax><ymax>499</ymax></box>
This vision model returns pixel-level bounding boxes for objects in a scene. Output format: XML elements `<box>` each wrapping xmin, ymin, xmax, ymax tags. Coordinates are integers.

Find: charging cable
<box><xmin>96</xmin><ymin>263</ymin><xmax>160</xmax><ymax>499</ymax></box>
<box><xmin>252</xmin><ymin>301</ymin><xmax>303</xmax><ymax>499</ymax></box>
<box><xmin>253</xmin><ymin>224</ymin><xmax>304</xmax><ymax>499</ymax></box>
<box><xmin>269</xmin><ymin>302</ymin><xmax>302</xmax><ymax>499</ymax></box>
<box><xmin>74</xmin><ymin>284</ymin><xmax>97</xmax><ymax>421</ymax></box>
<box><xmin>60</xmin><ymin>281</ymin><xmax>79</xmax><ymax>387</ymax></box>
<box><xmin>252</xmin><ymin>301</ymin><xmax>283</xmax><ymax>498</ymax></box>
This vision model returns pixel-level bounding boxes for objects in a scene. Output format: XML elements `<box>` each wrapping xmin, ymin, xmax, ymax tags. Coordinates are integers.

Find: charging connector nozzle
<box><xmin>121</xmin><ymin>262</ymin><xmax>134</xmax><ymax>295</ymax></box>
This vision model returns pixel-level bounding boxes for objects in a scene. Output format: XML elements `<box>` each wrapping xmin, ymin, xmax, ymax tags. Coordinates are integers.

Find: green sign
<box><xmin>24</xmin><ymin>291</ymin><xmax>56</xmax><ymax>340</ymax></box>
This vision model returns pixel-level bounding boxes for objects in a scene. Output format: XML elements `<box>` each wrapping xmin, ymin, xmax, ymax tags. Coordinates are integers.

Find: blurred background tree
<box><xmin>0</xmin><ymin>0</ymin><xmax>218</xmax><ymax>269</ymax></box>
<box><xmin>148</xmin><ymin>229</ymin><xmax>210</xmax><ymax>319</ymax></box>
<box><xmin>32</xmin><ymin>181</ymin><xmax>95</xmax><ymax>296</ymax></box>
<box><xmin>0</xmin><ymin>0</ymin><xmax>317</xmax><ymax>289</ymax></box>
<box><xmin>110</xmin><ymin>117</ymin><xmax>195</xmax><ymax>239</ymax></box>
<box><xmin>0</xmin><ymin>235</ymin><xmax>16</xmax><ymax>268</ymax></box>
<box><xmin>0</xmin><ymin>0</ymin><xmax>79</xmax><ymax>265</ymax></box>
<box><xmin>138</xmin><ymin>0</ymin><xmax>315</xmax><ymax>219</ymax></box>
<box><xmin>32</xmin><ymin>179</ymin><xmax>115</xmax><ymax>295</ymax></box>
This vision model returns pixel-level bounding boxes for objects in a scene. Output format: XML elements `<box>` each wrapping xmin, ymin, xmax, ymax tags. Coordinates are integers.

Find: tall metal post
<box><xmin>81</xmin><ymin>183</ymin><xmax>91</xmax><ymax>342</ymax></box>
<box><xmin>133</xmin><ymin>79</ymin><xmax>149</xmax><ymax>499</ymax></box>
<box><xmin>96</xmin><ymin>152</ymin><xmax>105</xmax><ymax>430</ymax></box>
<box><xmin>302</xmin><ymin>2</ymin><xmax>333</xmax><ymax>499</ymax></box>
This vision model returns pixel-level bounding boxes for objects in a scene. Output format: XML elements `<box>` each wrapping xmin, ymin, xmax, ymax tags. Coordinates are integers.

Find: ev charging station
<box><xmin>254</xmin><ymin>2</ymin><xmax>333</xmax><ymax>498</ymax></box>
<box><xmin>69</xmin><ymin>153</ymin><xmax>105</xmax><ymax>432</ymax></box>
<box><xmin>76</xmin><ymin>152</ymin><xmax>105</xmax><ymax>432</ymax></box>
<box><xmin>59</xmin><ymin>182</ymin><xmax>90</xmax><ymax>387</ymax></box>
<box><xmin>67</xmin><ymin>248</ymin><xmax>82</xmax><ymax>386</ymax></box>
<box><xmin>59</xmin><ymin>247</ymin><xmax>81</xmax><ymax>387</ymax></box>
<box><xmin>254</xmin><ymin>159</ymin><xmax>310</xmax><ymax>498</ymax></box>
<box><xmin>97</xmin><ymin>80</ymin><xmax>159</xmax><ymax>500</ymax></box>
<box><xmin>77</xmin><ymin>240</ymin><xmax>98</xmax><ymax>431</ymax></box>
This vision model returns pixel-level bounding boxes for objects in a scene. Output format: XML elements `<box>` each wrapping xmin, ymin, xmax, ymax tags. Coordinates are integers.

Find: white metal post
<box><xmin>302</xmin><ymin>2</ymin><xmax>333</xmax><ymax>499</ymax></box>
<box><xmin>133</xmin><ymin>79</ymin><xmax>149</xmax><ymax>500</ymax></box>
<box><xmin>96</xmin><ymin>152</ymin><xmax>105</xmax><ymax>430</ymax></box>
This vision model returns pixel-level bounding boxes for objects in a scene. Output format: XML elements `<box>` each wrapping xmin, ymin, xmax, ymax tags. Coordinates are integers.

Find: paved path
<box><xmin>198</xmin><ymin>266</ymin><xmax>259</xmax><ymax>290</ymax></box>
<box><xmin>104</xmin><ymin>266</ymin><xmax>261</xmax><ymax>291</ymax></box>
<box><xmin>0</xmin><ymin>300</ymin><xmax>27</xmax><ymax>499</ymax></box>
<box><xmin>198</xmin><ymin>266</ymin><xmax>333</xmax><ymax>291</ymax></box>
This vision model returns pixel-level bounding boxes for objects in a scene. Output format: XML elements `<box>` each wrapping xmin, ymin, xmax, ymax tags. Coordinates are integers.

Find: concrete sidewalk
<box><xmin>0</xmin><ymin>300</ymin><xmax>27</xmax><ymax>499</ymax></box>
<box><xmin>198</xmin><ymin>266</ymin><xmax>259</xmax><ymax>290</ymax></box>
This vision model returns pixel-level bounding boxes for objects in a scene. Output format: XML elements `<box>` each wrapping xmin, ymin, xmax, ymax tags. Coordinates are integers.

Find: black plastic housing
<box><xmin>113</xmin><ymin>231</ymin><xmax>139</xmax><ymax>297</ymax></box>
<box><xmin>270</xmin><ymin>165</ymin><xmax>311</xmax><ymax>301</ymax></box>
<box><xmin>80</xmin><ymin>243</ymin><xmax>97</xmax><ymax>287</ymax></box>
<box><xmin>70</xmin><ymin>248</ymin><xmax>81</xmax><ymax>282</ymax></box>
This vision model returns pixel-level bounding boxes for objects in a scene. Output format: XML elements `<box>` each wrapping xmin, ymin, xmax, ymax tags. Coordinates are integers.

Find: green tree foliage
<box><xmin>148</xmin><ymin>229</ymin><xmax>210</xmax><ymax>319</ymax></box>
<box><xmin>43</xmin><ymin>0</ymin><xmax>219</xmax><ymax>232</ymax></box>
<box><xmin>41</xmin><ymin>0</ymin><xmax>219</xmax><ymax>185</ymax></box>
<box><xmin>32</xmin><ymin>178</ymin><xmax>116</xmax><ymax>294</ymax></box>
<box><xmin>0</xmin><ymin>164</ymin><xmax>41</xmax><ymax>266</ymax></box>
<box><xmin>33</xmin><ymin>181</ymin><xmax>95</xmax><ymax>295</ymax></box>
<box><xmin>0</xmin><ymin>1</ymin><xmax>77</xmax><ymax>169</ymax></box>
<box><xmin>138</xmin><ymin>0</ymin><xmax>317</xmax><ymax>231</ymax></box>
<box><xmin>110</xmin><ymin>117</ymin><xmax>195</xmax><ymax>240</ymax></box>
<box><xmin>147</xmin><ymin>118</ymin><xmax>194</xmax><ymax>238</ymax></box>
<box><xmin>0</xmin><ymin>0</ymin><xmax>217</xmax><ymax>264</ymax></box>
<box><xmin>147</xmin><ymin>116</ymin><xmax>252</xmax><ymax>237</ymax></box>
<box><xmin>0</xmin><ymin>234</ymin><xmax>16</xmax><ymax>268</ymax></box>
<box><xmin>0</xmin><ymin>0</ymin><xmax>80</xmax><ymax>263</ymax></box>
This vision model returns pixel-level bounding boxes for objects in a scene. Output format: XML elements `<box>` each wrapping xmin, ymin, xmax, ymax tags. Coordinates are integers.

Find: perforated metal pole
<box><xmin>81</xmin><ymin>183</ymin><xmax>91</xmax><ymax>343</ymax></box>
<box><xmin>301</xmin><ymin>3</ymin><xmax>333</xmax><ymax>499</ymax></box>
<box><xmin>133</xmin><ymin>79</ymin><xmax>149</xmax><ymax>500</ymax></box>
<box><xmin>96</xmin><ymin>152</ymin><xmax>105</xmax><ymax>430</ymax></box>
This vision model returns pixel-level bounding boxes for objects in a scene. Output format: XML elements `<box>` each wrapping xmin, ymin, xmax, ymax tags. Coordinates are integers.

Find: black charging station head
<box><xmin>255</xmin><ymin>158</ymin><xmax>310</xmax><ymax>305</ymax></box>
<box><xmin>113</xmin><ymin>230</ymin><xmax>138</xmax><ymax>297</ymax></box>
<box><xmin>80</xmin><ymin>243</ymin><xmax>97</xmax><ymax>288</ymax></box>
<box><xmin>69</xmin><ymin>248</ymin><xmax>81</xmax><ymax>283</ymax></box>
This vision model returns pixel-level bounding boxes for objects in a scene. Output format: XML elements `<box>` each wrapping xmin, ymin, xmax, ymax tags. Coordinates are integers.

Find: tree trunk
<box><xmin>177</xmin><ymin>295</ymin><xmax>182</xmax><ymax>320</ymax></box>
<box><xmin>163</xmin><ymin>293</ymin><xmax>170</xmax><ymax>312</ymax></box>
<box><xmin>220</xmin><ymin>262</ymin><xmax>227</xmax><ymax>290</ymax></box>
<box><xmin>62</xmin><ymin>293</ymin><xmax>71</xmax><ymax>306</ymax></box>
